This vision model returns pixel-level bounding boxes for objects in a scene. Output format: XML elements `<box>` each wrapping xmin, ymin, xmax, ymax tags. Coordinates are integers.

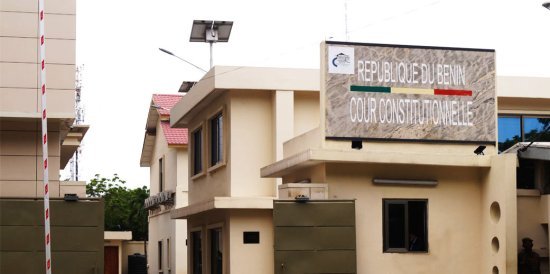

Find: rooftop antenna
<box><xmin>345</xmin><ymin>0</ymin><xmax>350</xmax><ymax>41</ymax></box>
<box><xmin>69</xmin><ymin>65</ymin><xmax>85</xmax><ymax>181</ymax></box>
<box><xmin>190</xmin><ymin>20</ymin><xmax>233</xmax><ymax>68</ymax></box>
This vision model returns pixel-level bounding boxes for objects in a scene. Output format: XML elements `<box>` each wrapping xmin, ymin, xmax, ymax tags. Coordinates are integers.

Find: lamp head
<box><xmin>351</xmin><ymin>139</ymin><xmax>363</xmax><ymax>150</ymax></box>
<box><xmin>159</xmin><ymin>48</ymin><xmax>174</xmax><ymax>56</ymax></box>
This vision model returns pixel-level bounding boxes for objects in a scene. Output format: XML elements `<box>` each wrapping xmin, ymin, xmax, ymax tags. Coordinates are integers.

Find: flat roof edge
<box><xmin>171</xmin><ymin>66</ymin><xmax>320</xmax><ymax>128</ymax></box>
<box><xmin>171</xmin><ymin>197</ymin><xmax>274</xmax><ymax>219</ymax></box>
<box><xmin>262</xmin><ymin>149</ymin><xmax>493</xmax><ymax>178</ymax></box>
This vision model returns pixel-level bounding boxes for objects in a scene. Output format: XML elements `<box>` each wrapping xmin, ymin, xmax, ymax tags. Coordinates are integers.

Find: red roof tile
<box><xmin>160</xmin><ymin>121</ymin><xmax>188</xmax><ymax>145</ymax></box>
<box><xmin>152</xmin><ymin>94</ymin><xmax>183</xmax><ymax>116</ymax></box>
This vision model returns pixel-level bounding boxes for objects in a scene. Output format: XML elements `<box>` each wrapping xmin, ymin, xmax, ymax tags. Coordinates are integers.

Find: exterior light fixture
<box><xmin>190</xmin><ymin>20</ymin><xmax>234</xmax><ymax>68</ymax></box>
<box><xmin>474</xmin><ymin>145</ymin><xmax>486</xmax><ymax>155</ymax></box>
<box><xmin>373</xmin><ymin>178</ymin><xmax>438</xmax><ymax>186</ymax></box>
<box><xmin>351</xmin><ymin>139</ymin><xmax>363</xmax><ymax>150</ymax></box>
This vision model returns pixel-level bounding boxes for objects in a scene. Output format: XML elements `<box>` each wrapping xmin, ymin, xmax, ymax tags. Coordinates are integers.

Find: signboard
<box><xmin>323</xmin><ymin>42</ymin><xmax>496</xmax><ymax>143</ymax></box>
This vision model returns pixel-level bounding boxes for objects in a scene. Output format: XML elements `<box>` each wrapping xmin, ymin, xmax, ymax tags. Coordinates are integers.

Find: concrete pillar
<box><xmin>273</xmin><ymin>90</ymin><xmax>294</xmax><ymax>188</ymax></box>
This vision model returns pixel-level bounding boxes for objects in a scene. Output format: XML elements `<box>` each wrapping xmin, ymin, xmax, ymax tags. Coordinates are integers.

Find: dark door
<box><xmin>104</xmin><ymin>246</ymin><xmax>119</xmax><ymax>274</ymax></box>
<box><xmin>273</xmin><ymin>200</ymin><xmax>357</xmax><ymax>274</ymax></box>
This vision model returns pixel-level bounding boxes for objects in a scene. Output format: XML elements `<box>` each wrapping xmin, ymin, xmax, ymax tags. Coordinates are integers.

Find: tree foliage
<box><xmin>87</xmin><ymin>174</ymin><xmax>149</xmax><ymax>241</ymax></box>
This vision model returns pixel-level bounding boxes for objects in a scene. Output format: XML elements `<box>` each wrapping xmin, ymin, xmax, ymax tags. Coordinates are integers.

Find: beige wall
<box><xmin>228</xmin><ymin>210</ymin><xmax>274</xmax><ymax>274</ymax></box>
<box><xmin>229</xmin><ymin>90</ymin><xmax>276</xmax><ymax>198</ymax></box>
<box><xmin>293</xmin><ymin>91</ymin><xmax>319</xmax><ymax>137</ymax></box>
<box><xmin>147</xmin><ymin>118</ymin><xmax>188</xmax><ymax>274</ymax></box>
<box><xmin>150</xmin><ymin>120</ymin><xmax>168</xmax><ymax>194</ymax></box>
<box><xmin>480</xmin><ymin>154</ymin><xmax>518</xmax><ymax>274</ymax></box>
<box><xmin>0</xmin><ymin>125</ymin><xmax>63</xmax><ymax>198</ymax></box>
<box><xmin>0</xmin><ymin>0</ymin><xmax>76</xmax><ymax>199</ymax></box>
<box><xmin>517</xmin><ymin>193</ymin><xmax>548</xmax><ymax>256</ymax></box>
<box><xmin>273</xmin><ymin>150</ymin><xmax>518</xmax><ymax>274</ymax></box>
<box><xmin>187</xmin><ymin>93</ymin><xmax>231</xmax><ymax>204</ymax></box>
<box><xmin>325</xmin><ymin>163</ymin><xmax>484</xmax><ymax>274</ymax></box>
<box><xmin>176</xmin><ymin>149</ymin><xmax>189</xmax><ymax>206</ymax></box>
<box><xmin>498</xmin><ymin>76</ymin><xmax>550</xmax><ymax>99</ymax></box>
<box><xmin>148</xmin><ymin>211</ymin><xmax>177</xmax><ymax>274</ymax></box>
<box><xmin>186</xmin><ymin>209</ymin><xmax>273</xmax><ymax>274</ymax></box>
<box><xmin>0</xmin><ymin>0</ymin><xmax>76</xmax><ymax>119</ymax></box>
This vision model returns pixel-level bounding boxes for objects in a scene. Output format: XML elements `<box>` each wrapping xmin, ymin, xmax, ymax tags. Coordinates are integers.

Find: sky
<box><xmin>66</xmin><ymin>0</ymin><xmax>550</xmax><ymax>189</ymax></box>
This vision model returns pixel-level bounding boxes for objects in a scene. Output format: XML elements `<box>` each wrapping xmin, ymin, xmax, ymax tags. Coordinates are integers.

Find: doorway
<box><xmin>104</xmin><ymin>246</ymin><xmax>119</xmax><ymax>274</ymax></box>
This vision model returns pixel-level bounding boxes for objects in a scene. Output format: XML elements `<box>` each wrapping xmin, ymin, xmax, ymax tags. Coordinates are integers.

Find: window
<box><xmin>383</xmin><ymin>199</ymin><xmax>428</xmax><ymax>253</ymax></box>
<box><xmin>210</xmin><ymin>113</ymin><xmax>223</xmax><ymax>167</ymax></box>
<box><xmin>524</xmin><ymin>117</ymin><xmax>550</xmax><ymax>142</ymax></box>
<box><xmin>159</xmin><ymin>157</ymin><xmax>164</xmax><ymax>192</ymax></box>
<box><xmin>498</xmin><ymin>116</ymin><xmax>521</xmax><ymax>152</ymax></box>
<box><xmin>517</xmin><ymin>159</ymin><xmax>536</xmax><ymax>189</ymax></box>
<box><xmin>192</xmin><ymin>127</ymin><xmax>203</xmax><ymax>175</ymax></box>
<box><xmin>498</xmin><ymin>115</ymin><xmax>550</xmax><ymax>152</ymax></box>
<box><xmin>544</xmin><ymin>162</ymin><xmax>550</xmax><ymax>194</ymax></box>
<box><xmin>210</xmin><ymin>228</ymin><xmax>223</xmax><ymax>274</ymax></box>
<box><xmin>191</xmin><ymin>231</ymin><xmax>202</xmax><ymax>274</ymax></box>
<box><xmin>167</xmin><ymin>238</ymin><xmax>171</xmax><ymax>272</ymax></box>
<box><xmin>158</xmin><ymin>240</ymin><xmax>163</xmax><ymax>272</ymax></box>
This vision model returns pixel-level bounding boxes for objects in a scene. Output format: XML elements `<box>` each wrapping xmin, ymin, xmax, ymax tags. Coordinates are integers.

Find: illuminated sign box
<box><xmin>323</xmin><ymin>41</ymin><xmax>496</xmax><ymax>143</ymax></box>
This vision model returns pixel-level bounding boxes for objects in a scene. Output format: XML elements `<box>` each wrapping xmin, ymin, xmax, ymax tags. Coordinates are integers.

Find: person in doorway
<box><xmin>518</xmin><ymin>237</ymin><xmax>541</xmax><ymax>274</ymax></box>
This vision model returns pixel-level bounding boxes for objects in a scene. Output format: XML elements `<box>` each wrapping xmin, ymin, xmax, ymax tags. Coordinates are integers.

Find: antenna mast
<box><xmin>345</xmin><ymin>0</ymin><xmax>349</xmax><ymax>41</ymax></box>
<box><xmin>69</xmin><ymin>65</ymin><xmax>84</xmax><ymax>181</ymax></box>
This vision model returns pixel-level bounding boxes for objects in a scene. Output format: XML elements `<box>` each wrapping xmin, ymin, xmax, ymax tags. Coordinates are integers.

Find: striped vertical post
<box><xmin>38</xmin><ymin>0</ymin><xmax>52</xmax><ymax>273</ymax></box>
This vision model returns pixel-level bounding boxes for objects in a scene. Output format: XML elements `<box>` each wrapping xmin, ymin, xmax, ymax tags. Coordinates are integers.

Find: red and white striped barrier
<box><xmin>38</xmin><ymin>0</ymin><xmax>52</xmax><ymax>273</ymax></box>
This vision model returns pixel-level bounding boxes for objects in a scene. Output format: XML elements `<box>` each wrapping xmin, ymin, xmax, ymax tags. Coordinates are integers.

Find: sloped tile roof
<box><xmin>152</xmin><ymin>94</ymin><xmax>183</xmax><ymax>116</ymax></box>
<box><xmin>153</xmin><ymin>94</ymin><xmax>188</xmax><ymax>145</ymax></box>
<box><xmin>142</xmin><ymin>94</ymin><xmax>187</xmax><ymax>165</ymax></box>
<box><xmin>160</xmin><ymin>121</ymin><xmax>188</xmax><ymax>145</ymax></box>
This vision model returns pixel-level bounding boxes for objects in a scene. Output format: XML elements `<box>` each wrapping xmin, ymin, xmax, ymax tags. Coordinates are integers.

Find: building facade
<box><xmin>170</xmin><ymin>67</ymin><xmax>320</xmax><ymax>274</ymax></box>
<box><xmin>169</xmin><ymin>44</ymin><xmax>549</xmax><ymax>274</ymax></box>
<box><xmin>0</xmin><ymin>0</ymin><xmax>103</xmax><ymax>273</ymax></box>
<box><xmin>499</xmin><ymin>76</ymin><xmax>550</xmax><ymax>273</ymax></box>
<box><xmin>141</xmin><ymin>94</ymin><xmax>189</xmax><ymax>274</ymax></box>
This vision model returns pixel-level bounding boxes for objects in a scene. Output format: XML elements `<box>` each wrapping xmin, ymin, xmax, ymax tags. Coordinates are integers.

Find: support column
<box><xmin>273</xmin><ymin>90</ymin><xmax>294</xmax><ymax>189</ymax></box>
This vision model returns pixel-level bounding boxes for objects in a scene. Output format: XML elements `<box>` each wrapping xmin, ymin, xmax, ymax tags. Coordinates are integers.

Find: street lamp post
<box><xmin>158</xmin><ymin>48</ymin><xmax>207</xmax><ymax>73</ymax></box>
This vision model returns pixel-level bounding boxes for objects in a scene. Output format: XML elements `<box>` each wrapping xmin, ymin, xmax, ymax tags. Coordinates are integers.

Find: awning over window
<box><xmin>504</xmin><ymin>142</ymin><xmax>550</xmax><ymax>161</ymax></box>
